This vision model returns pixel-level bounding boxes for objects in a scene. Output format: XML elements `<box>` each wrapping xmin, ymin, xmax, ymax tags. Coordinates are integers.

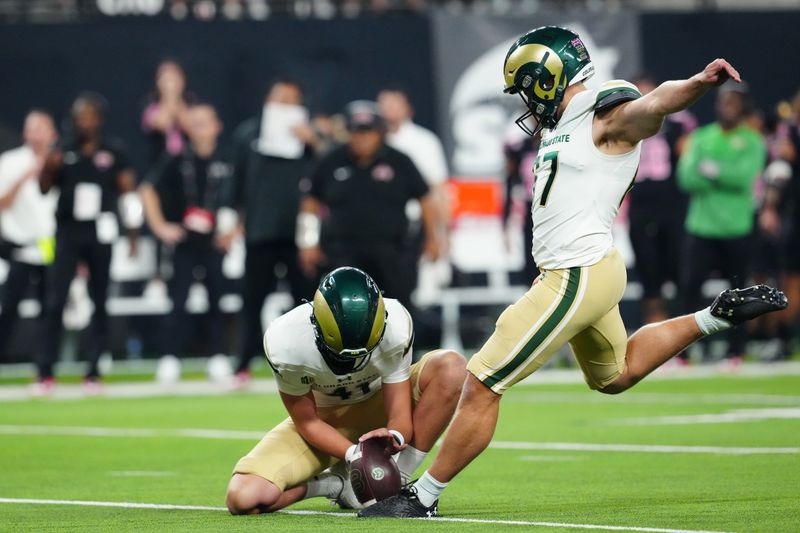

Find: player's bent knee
<box><xmin>435</xmin><ymin>350</ymin><xmax>468</xmax><ymax>389</ymax></box>
<box><xmin>596</xmin><ymin>373</ymin><xmax>634</xmax><ymax>395</ymax></box>
<box><xmin>226</xmin><ymin>474</ymin><xmax>280</xmax><ymax>515</ymax></box>
<box><xmin>596</xmin><ymin>382</ymin><xmax>625</xmax><ymax>395</ymax></box>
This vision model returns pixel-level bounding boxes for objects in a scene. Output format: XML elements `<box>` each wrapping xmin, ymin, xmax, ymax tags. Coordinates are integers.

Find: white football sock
<box><xmin>395</xmin><ymin>446</ymin><xmax>427</xmax><ymax>484</ymax></box>
<box><xmin>413</xmin><ymin>470</ymin><xmax>447</xmax><ymax>508</ymax></box>
<box><xmin>305</xmin><ymin>472</ymin><xmax>343</xmax><ymax>499</ymax></box>
<box><xmin>694</xmin><ymin>307</ymin><xmax>733</xmax><ymax>336</ymax></box>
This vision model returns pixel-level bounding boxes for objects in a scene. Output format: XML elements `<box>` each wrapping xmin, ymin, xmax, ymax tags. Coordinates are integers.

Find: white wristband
<box><xmin>216</xmin><ymin>207</ymin><xmax>238</xmax><ymax>234</ymax></box>
<box><xmin>118</xmin><ymin>192</ymin><xmax>144</xmax><ymax>229</ymax></box>
<box><xmin>388</xmin><ymin>430</ymin><xmax>404</xmax><ymax>447</ymax></box>
<box><xmin>345</xmin><ymin>444</ymin><xmax>359</xmax><ymax>463</ymax></box>
<box><xmin>295</xmin><ymin>212</ymin><xmax>320</xmax><ymax>249</ymax></box>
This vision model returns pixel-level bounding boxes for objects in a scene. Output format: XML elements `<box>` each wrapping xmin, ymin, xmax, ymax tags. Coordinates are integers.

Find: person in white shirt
<box><xmin>0</xmin><ymin>110</ymin><xmax>57</xmax><ymax>383</ymax></box>
<box><xmin>378</xmin><ymin>87</ymin><xmax>450</xmax><ymax>306</ymax></box>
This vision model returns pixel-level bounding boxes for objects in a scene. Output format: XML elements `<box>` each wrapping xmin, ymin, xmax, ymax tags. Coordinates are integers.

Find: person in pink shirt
<box><xmin>141</xmin><ymin>60</ymin><xmax>194</xmax><ymax>164</ymax></box>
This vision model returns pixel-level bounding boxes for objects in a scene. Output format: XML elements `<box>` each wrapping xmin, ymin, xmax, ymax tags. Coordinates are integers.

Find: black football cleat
<box><xmin>710</xmin><ymin>285</ymin><xmax>788</xmax><ymax>325</ymax></box>
<box><xmin>357</xmin><ymin>484</ymin><xmax>438</xmax><ymax>519</ymax></box>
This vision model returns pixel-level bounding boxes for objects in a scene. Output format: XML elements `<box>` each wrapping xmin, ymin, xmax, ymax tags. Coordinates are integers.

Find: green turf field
<box><xmin>0</xmin><ymin>373</ymin><xmax>798</xmax><ymax>532</ymax></box>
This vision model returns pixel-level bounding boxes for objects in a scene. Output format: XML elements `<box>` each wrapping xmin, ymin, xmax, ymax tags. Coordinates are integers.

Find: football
<box><xmin>348</xmin><ymin>437</ymin><xmax>402</xmax><ymax>506</ymax></box>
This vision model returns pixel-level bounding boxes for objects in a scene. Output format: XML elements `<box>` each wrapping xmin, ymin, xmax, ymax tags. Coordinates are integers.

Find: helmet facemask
<box><xmin>505</xmin><ymin>54</ymin><xmax>568</xmax><ymax>137</ymax></box>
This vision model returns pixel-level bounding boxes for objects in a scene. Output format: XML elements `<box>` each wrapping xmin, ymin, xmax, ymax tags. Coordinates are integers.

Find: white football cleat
<box><xmin>327</xmin><ymin>461</ymin><xmax>364</xmax><ymax>510</ymax></box>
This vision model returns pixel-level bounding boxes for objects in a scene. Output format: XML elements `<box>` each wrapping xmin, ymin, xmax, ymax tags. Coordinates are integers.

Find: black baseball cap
<box><xmin>345</xmin><ymin>100</ymin><xmax>385</xmax><ymax>131</ymax></box>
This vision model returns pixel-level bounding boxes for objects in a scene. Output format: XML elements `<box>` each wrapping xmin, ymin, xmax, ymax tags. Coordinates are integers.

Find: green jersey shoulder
<box><xmin>595</xmin><ymin>80</ymin><xmax>642</xmax><ymax>112</ymax></box>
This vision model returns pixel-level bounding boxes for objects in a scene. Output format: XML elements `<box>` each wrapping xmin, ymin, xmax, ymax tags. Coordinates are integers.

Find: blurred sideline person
<box><xmin>378</xmin><ymin>87</ymin><xmax>449</xmax><ymax>301</ymax></box>
<box><xmin>360</xmin><ymin>27</ymin><xmax>787</xmax><ymax>519</ymax></box>
<box><xmin>779</xmin><ymin>93</ymin><xmax>800</xmax><ymax>348</ymax></box>
<box><xmin>628</xmin><ymin>74</ymin><xmax>696</xmax><ymax>325</ymax></box>
<box><xmin>502</xmin><ymin>123</ymin><xmax>539</xmax><ymax>282</ymax></box>
<box><xmin>141</xmin><ymin>103</ymin><xmax>234</xmax><ymax>360</ymax></box>
<box><xmin>229</xmin><ymin>78</ymin><xmax>318</xmax><ymax>383</ymax></box>
<box><xmin>39</xmin><ymin>93</ymin><xmax>140</xmax><ymax>392</ymax></box>
<box><xmin>141</xmin><ymin>60</ymin><xmax>194</xmax><ymax>165</ymax></box>
<box><xmin>0</xmin><ymin>111</ymin><xmax>58</xmax><ymax>376</ymax></box>
<box><xmin>760</xmin><ymin>90</ymin><xmax>800</xmax><ymax>352</ymax></box>
<box><xmin>297</xmin><ymin>101</ymin><xmax>441</xmax><ymax>307</ymax></box>
<box><xmin>226</xmin><ymin>267</ymin><xmax>466</xmax><ymax>514</ymax></box>
<box><xmin>677</xmin><ymin>82</ymin><xmax>766</xmax><ymax>361</ymax></box>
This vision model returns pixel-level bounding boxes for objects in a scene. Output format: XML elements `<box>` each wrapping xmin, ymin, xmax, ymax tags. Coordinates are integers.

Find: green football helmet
<box><xmin>503</xmin><ymin>26</ymin><xmax>595</xmax><ymax>136</ymax></box>
<box><xmin>310</xmin><ymin>267</ymin><xmax>387</xmax><ymax>375</ymax></box>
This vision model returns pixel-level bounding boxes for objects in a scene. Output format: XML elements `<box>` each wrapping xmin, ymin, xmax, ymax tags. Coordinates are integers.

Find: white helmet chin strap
<box><xmin>570</xmin><ymin>62</ymin><xmax>595</xmax><ymax>86</ymax></box>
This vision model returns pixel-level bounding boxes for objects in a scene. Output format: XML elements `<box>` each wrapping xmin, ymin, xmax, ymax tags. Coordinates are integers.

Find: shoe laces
<box><xmin>399</xmin><ymin>482</ymin><xmax>420</xmax><ymax>500</ymax></box>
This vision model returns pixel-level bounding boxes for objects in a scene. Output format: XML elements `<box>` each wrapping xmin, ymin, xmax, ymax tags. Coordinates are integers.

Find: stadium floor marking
<box><xmin>615</xmin><ymin>408</ymin><xmax>800</xmax><ymax>426</ymax></box>
<box><xmin>0</xmin><ymin>497</ymin><xmax>734</xmax><ymax>533</ymax></box>
<box><xmin>518</xmin><ymin>454</ymin><xmax>586</xmax><ymax>462</ymax></box>
<box><xmin>1</xmin><ymin>361</ymin><xmax>799</xmax><ymax>402</ymax></box>
<box><xmin>0</xmin><ymin>424</ymin><xmax>796</xmax><ymax>455</ymax></box>
<box><xmin>107</xmin><ymin>470</ymin><xmax>175</xmax><ymax>477</ymax></box>
<box><xmin>505</xmin><ymin>392</ymin><xmax>800</xmax><ymax>406</ymax></box>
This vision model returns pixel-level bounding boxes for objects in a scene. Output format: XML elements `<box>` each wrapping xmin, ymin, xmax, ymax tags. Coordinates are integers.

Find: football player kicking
<box><xmin>360</xmin><ymin>26</ymin><xmax>788</xmax><ymax>519</ymax></box>
<box><xmin>226</xmin><ymin>266</ymin><xmax>466</xmax><ymax>514</ymax></box>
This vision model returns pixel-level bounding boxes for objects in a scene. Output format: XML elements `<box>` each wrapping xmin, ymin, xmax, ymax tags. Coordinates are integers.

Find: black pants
<box><xmin>680</xmin><ymin>234</ymin><xmax>751</xmax><ymax>356</ymax></box>
<box><xmin>324</xmin><ymin>239</ymin><xmax>411</xmax><ymax>307</ymax></box>
<box><xmin>0</xmin><ymin>259</ymin><xmax>46</xmax><ymax>358</ymax></box>
<box><xmin>236</xmin><ymin>240</ymin><xmax>312</xmax><ymax>373</ymax></box>
<box><xmin>522</xmin><ymin>201</ymin><xmax>538</xmax><ymax>283</ymax></box>
<box><xmin>163</xmin><ymin>238</ymin><xmax>226</xmax><ymax>356</ymax></box>
<box><xmin>629</xmin><ymin>210</ymin><xmax>684</xmax><ymax>299</ymax></box>
<box><xmin>41</xmin><ymin>229</ymin><xmax>112</xmax><ymax>380</ymax></box>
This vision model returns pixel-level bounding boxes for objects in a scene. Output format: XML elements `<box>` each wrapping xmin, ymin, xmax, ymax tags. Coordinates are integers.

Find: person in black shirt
<box><xmin>760</xmin><ymin>96</ymin><xmax>800</xmax><ymax>354</ymax></box>
<box><xmin>502</xmin><ymin>128</ymin><xmax>540</xmax><ymax>283</ymax></box>
<box><xmin>297</xmin><ymin>100</ymin><xmax>441</xmax><ymax>307</ymax></box>
<box><xmin>140</xmin><ymin>103</ymin><xmax>233</xmax><ymax>360</ymax></box>
<box><xmin>39</xmin><ymin>93</ymin><xmax>139</xmax><ymax>390</ymax></box>
<box><xmin>229</xmin><ymin>79</ymin><xmax>319</xmax><ymax>381</ymax></box>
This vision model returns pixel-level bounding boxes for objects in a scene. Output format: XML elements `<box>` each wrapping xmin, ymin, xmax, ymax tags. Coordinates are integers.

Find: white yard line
<box><xmin>0</xmin><ymin>425</ymin><xmax>265</xmax><ymax>440</ymax></box>
<box><xmin>0</xmin><ymin>424</ymin><xmax>796</xmax><ymax>455</ymax></box>
<box><xmin>615</xmin><ymin>408</ymin><xmax>800</xmax><ymax>426</ymax></box>
<box><xmin>518</xmin><ymin>455</ymin><xmax>586</xmax><ymax>462</ymax></box>
<box><xmin>505</xmin><ymin>392</ymin><xmax>800</xmax><ymax>406</ymax></box>
<box><xmin>1</xmin><ymin>362</ymin><xmax>798</xmax><ymax>402</ymax></box>
<box><xmin>107</xmin><ymin>471</ymin><xmax>176</xmax><ymax>477</ymax></box>
<box><xmin>0</xmin><ymin>497</ymin><xmax>734</xmax><ymax>533</ymax></box>
<box><xmin>487</xmin><ymin>441</ymin><xmax>799</xmax><ymax>455</ymax></box>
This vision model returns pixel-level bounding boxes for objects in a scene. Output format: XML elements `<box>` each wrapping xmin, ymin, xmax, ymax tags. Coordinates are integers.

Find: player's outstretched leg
<box><xmin>600</xmin><ymin>285</ymin><xmax>788</xmax><ymax>394</ymax></box>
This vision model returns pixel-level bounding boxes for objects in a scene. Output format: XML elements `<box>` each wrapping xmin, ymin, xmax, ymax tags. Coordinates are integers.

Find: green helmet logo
<box><xmin>503</xmin><ymin>26</ymin><xmax>594</xmax><ymax>136</ymax></box>
<box><xmin>311</xmin><ymin>267</ymin><xmax>387</xmax><ymax>375</ymax></box>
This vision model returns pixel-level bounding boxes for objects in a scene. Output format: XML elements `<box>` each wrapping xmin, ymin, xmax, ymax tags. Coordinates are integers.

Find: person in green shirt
<box><xmin>677</xmin><ymin>82</ymin><xmax>767</xmax><ymax>360</ymax></box>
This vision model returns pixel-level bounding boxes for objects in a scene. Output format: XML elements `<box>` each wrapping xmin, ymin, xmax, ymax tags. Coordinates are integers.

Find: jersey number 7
<box><xmin>534</xmin><ymin>152</ymin><xmax>559</xmax><ymax>207</ymax></box>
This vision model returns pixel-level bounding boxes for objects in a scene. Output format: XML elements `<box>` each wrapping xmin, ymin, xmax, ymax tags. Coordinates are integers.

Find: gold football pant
<box><xmin>232</xmin><ymin>351</ymin><xmax>432</xmax><ymax>490</ymax></box>
<box><xmin>467</xmin><ymin>248</ymin><xmax>628</xmax><ymax>394</ymax></box>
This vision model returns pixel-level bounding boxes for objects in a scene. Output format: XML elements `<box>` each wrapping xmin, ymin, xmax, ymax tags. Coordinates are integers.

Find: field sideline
<box><xmin>0</xmin><ymin>370</ymin><xmax>798</xmax><ymax>532</ymax></box>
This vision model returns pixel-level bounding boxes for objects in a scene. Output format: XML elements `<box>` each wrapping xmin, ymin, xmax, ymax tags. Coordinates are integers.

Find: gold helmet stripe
<box><xmin>313</xmin><ymin>289</ymin><xmax>344</xmax><ymax>352</ymax></box>
<box><xmin>366</xmin><ymin>295</ymin><xmax>386</xmax><ymax>350</ymax></box>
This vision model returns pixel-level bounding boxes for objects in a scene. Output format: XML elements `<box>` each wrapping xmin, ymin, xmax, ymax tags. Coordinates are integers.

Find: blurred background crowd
<box><xmin>1</xmin><ymin>0</ymin><xmax>799</xmax><ymax>393</ymax></box>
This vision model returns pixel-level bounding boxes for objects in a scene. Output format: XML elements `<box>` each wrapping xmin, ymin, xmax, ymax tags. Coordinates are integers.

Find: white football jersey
<box><xmin>264</xmin><ymin>298</ymin><xmax>413</xmax><ymax>407</ymax></box>
<box><xmin>531</xmin><ymin>81</ymin><xmax>642</xmax><ymax>270</ymax></box>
